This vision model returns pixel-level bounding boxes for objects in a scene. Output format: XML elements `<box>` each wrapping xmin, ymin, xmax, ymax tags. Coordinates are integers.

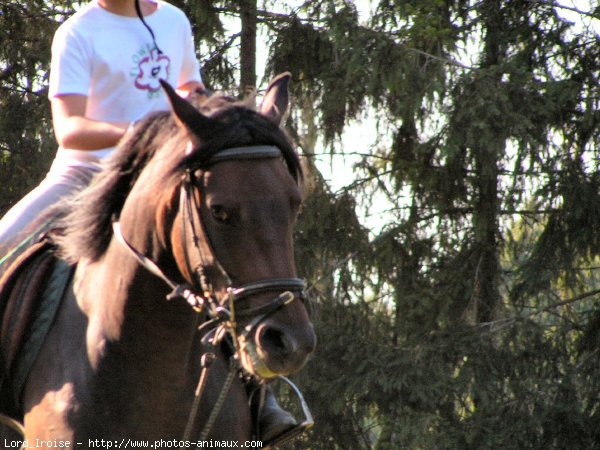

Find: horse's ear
<box><xmin>160</xmin><ymin>79</ymin><xmax>213</xmax><ymax>143</ymax></box>
<box><xmin>259</xmin><ymin>72</ymin><xmax>291</xmax><ymax>126</ymax></box>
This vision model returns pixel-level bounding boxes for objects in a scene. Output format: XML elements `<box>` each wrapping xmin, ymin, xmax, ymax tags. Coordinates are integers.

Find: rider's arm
<box><xmin>52</xmin><ymin>79</ymin><xmax>206</xmax><ymax>151</ymax></box>
<box><xmin>51</xmin><ymin>94</ymin><xmax>129</xmax><ymax>151</ymax></box>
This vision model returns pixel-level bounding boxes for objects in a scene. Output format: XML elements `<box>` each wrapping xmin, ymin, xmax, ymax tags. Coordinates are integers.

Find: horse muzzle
<box><xmin>236</xmin><ymin>291</ymin><xmax>316</xmax><ymax>378</ymax></box>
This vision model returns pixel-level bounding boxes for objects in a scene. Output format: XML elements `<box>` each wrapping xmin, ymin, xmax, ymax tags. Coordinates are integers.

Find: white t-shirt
<box><xmin>48</xmin><ymin>0</ymin><xmax>202</xmax><ymax>166</ymax></box>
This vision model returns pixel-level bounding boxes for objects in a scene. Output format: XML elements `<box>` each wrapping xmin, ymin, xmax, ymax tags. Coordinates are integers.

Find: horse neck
<box><xmin>73</xmin><ymin>220</ymin><xmax>254</xmax><ymax>440</ymax></box>
<box><xmin>79</xmin><ymin>219</ymin><xmax>200</xmax><ymax>370</ymax></box>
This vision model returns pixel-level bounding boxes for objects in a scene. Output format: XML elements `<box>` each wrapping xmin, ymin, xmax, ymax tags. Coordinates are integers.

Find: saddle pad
<box><xmin>0</xmin><ymin>241</ymin><xmax>73</xmax><ymax>417</ymax></box>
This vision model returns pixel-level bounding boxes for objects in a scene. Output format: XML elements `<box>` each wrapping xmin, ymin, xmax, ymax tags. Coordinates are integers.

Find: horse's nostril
<box><xmin>250</xmin><ymin>323</ymin><xmax>315</xmax><ymax>376</ymax></box>
<box><xmin>259</xmin><ymin>326</ymin><xmax>296</xmax><ymax>356</ymax></box>
<box><xmin>263</xmin><ymin>328</ymin><xmax>283</xmax><ymax>349</ymax></box>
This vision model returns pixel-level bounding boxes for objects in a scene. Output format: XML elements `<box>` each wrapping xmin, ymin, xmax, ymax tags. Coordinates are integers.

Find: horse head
<box><xmin>147</xmin><ymin>73</ymin><xmax>316</xmax><ymax>378</ymax></box>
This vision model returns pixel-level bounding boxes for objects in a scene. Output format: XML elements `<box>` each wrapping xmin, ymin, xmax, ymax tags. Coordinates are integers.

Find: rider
<box><xmin>0</xmin><ymin>0</ymin><xmax>203</xmax><ymax>244</ymax></box>
<box><xmin>0</xmin><ymin>0</ymin><xmax>294</xmax><ymax>441</ymax></box>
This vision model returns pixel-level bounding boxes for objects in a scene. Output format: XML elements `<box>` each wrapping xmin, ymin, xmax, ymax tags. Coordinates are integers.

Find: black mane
<box><xmin>53</xmin><ymin>94</ymin><xmax>302</xmax><ymax>264</ymax></box>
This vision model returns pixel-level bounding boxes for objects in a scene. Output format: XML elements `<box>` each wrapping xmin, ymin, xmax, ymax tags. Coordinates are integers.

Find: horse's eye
<box><xmin>210</xmin><ymin>205</ymin><xmax>230</xmax><ymax>223</ymax></box>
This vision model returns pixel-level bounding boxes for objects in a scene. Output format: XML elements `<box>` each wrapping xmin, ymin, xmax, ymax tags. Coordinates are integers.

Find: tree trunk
<box><xmin>473</xmin><ymin>141</ymin><xmax>501</xmax><ymax>324</ymax></box>
<box><xmin>239</xmin><ymin>0</ymin><xmax>256</xmax><ymax>96</ymax></box>
<box><xmin>472</xmin><ymin>0</ymin><xmax>504</xmax><ymax>324</ymax></box>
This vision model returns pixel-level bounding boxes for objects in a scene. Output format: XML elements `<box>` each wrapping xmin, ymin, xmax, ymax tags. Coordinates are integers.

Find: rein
<box><xmin>112</xmin><ymin>222</ymin><xmax>303</xmax><ymax>323</ymax></box>
<box><xmin>112</xmin><ymin>145</ymin><xmax>312</xmax><ymax>446</ymax></box>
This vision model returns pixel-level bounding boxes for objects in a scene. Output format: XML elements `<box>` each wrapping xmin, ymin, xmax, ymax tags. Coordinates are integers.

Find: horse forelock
<box><xmin>181</xmin><ymin>94</ymin><xmax>302</xmax><ymax>182</ymax></box>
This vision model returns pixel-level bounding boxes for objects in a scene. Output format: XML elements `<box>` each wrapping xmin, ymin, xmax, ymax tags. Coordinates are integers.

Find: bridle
<box><xmin>112</xmin><ymin>145</ymin><xmax>313</xmax><ymax>448</ymax></box>
<box><xmin>113</xmin><ymin>145</ymin><xmax>307</xmax><ymax>346</ymax></box>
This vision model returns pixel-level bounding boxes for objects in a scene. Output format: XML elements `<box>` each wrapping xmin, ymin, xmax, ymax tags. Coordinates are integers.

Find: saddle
<box><xmin>0</xmin><ymin>233</ymin><xmax>73</xmax><ymax>418</ymax></box>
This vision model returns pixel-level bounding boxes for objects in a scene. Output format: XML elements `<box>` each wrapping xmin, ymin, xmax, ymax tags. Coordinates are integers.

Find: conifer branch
<box><xmin>201</xmin><ymin>32</ymin><xmax>242</xmax><ymax>66</ymax></box>
<box><xmin>482</xmin><ymin>288</ymin><xmax>600</xmax><ymax>331</ymax></box>
<box><xmin>537</xmin><ymin>288</ymin><xmax>600</xmax><ymax>313</ymax></box>
<box><xmin>533</xmin><ymin>0</ymin><xmax>599</xmax><ymax>19</ymax></box>
<box><xmin>404</xmin><ymin>47</ymin><xmax>474</xmax><ymax>70</ymax></box>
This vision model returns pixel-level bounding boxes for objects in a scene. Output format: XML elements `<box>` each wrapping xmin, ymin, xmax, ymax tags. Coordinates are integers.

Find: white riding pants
<box><xmin>0</xmin><ymin>158</ymin><xmax>99</xmax><ymax>245</ymax></box>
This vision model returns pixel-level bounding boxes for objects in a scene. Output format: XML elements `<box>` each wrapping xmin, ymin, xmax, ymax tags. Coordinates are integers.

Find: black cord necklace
<box><xmin>134</xmin><ymin>0</ymin><xmax>163</xmax><ymax>54</ymax></box>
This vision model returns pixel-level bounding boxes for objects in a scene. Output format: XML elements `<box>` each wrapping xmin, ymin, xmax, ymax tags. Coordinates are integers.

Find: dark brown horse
<box><xmin>0</xmin><ymin>73</ymin><xmax>315</xmax><ymax>446</ymax></box>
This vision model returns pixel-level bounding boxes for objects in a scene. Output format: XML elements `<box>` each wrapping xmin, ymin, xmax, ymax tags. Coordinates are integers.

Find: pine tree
<box><xmin>264</xmin><ymin>0</ymin><xmax>600</xmax><ymax>448</ymax></box>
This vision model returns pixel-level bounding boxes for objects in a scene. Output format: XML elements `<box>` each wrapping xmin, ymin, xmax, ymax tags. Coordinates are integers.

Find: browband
<box><xmin>207</xmin><ymin>145</ymin><xmax>282</xmax><ymax>164</ymax></box>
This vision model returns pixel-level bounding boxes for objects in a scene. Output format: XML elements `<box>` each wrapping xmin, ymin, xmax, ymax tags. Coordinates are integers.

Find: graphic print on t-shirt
<box><xmin>131</xmin><ymin>44</ymin><xmax>171</xmax><ymax>97</ymax></box>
